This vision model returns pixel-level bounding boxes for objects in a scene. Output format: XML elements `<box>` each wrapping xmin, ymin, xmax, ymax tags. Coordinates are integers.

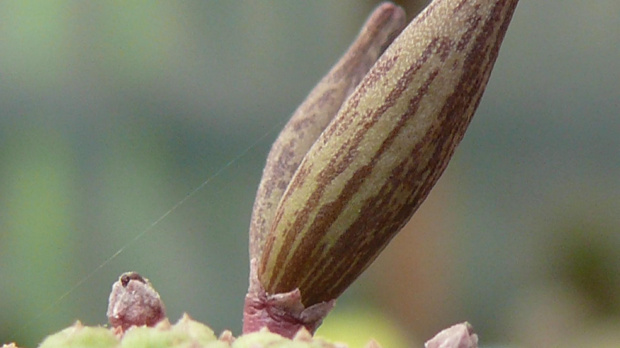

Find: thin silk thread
<box><xmin>13</xmin><ymin>117</ymin><xmax>287</xmax><ymax>339</ymax></box>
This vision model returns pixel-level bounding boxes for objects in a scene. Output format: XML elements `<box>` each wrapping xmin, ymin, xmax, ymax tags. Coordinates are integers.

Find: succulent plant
<box><xmin>4</xmin><ymin>0</ymin><xmax>519</xmax><ymax>347</ymax></box>
<box><xmin>36</xmin><ymin>314</ymin><xmax>348</xmax><ymax>348</ymax></box>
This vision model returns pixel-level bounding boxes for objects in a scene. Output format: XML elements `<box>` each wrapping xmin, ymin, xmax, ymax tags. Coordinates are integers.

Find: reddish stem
<box><xmin>242</xmin><ymin>260</ymin><xmax>334</xmax><ymax>338</ymax></box>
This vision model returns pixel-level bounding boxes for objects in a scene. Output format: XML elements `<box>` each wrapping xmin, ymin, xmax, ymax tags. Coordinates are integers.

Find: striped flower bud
<box><xmin>249</xmin><ymin>3</ymin><xmax>407</xmax><ymax>264</ymax></box>
<box><xmin>245</xmin><ymin>0</ymin><xmax>519</xmax><ymax>338</ymax></box>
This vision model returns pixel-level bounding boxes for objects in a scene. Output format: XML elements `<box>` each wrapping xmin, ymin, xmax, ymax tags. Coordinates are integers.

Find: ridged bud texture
<box><xmin>258</xmin><ymin>0</ymin><xmax>519</xmax><ymax>306</ymax></box>
<box><xmin>249</xmin><ymin>3</ymin><xmax>406</xmax><ymax>263</ymax></box>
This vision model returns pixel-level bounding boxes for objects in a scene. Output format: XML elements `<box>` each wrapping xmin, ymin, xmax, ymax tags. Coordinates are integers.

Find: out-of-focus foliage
<box><xmin>1</xmin><ymin>1</ymin><xmax>619</xmax><ymax>347</ymax></box>
<box><xmin>316</xmin><ymin>306</ymin><xmax>412</xmax><ymax>347</ymax></box>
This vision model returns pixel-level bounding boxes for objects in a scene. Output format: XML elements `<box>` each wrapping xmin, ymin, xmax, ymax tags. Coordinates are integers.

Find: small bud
<box><xmin>425</xmin><ymin>322</ymin><xmax>478</xmax><ymax>348</ymax></box>
<box><xmin>107</xmin><ymin>272</ymin><xmax>167</xmax><ymax>331</ymax></box>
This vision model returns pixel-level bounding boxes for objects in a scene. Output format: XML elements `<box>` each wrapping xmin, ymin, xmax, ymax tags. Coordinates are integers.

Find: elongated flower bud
<box><xmin>249</xmin><ymin>3</ymin><xmax>407</xmax><ymax>263</ymax></box>
<box><xmin>245</xmin><ymin>0</ymin><xmax>519</xmax><ymax>337</ymax></box>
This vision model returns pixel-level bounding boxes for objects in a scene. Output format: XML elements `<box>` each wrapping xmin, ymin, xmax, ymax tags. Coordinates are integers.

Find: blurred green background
<box><xmin>1</xmin><ymin>1</ymin><xmax>619</xmax><ymax>347</ymax></box>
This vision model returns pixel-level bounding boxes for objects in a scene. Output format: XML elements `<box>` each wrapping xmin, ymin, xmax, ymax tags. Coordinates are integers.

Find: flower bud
<box><xmin>245</xmin><ymin>0</ymin><xmax>519</xmax><ymax>337</ymax></box>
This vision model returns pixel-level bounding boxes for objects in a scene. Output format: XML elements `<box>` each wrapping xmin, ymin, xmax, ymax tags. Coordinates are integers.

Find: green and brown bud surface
<box><xmin>245</xmin><ymin>0</ymin><xmax>519</xmax><ymax>337</ymax></box>
<box><xmin>249</xmin><ymin>2</ymin><xmax>407</xmax><ymax>264</ymax></box>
